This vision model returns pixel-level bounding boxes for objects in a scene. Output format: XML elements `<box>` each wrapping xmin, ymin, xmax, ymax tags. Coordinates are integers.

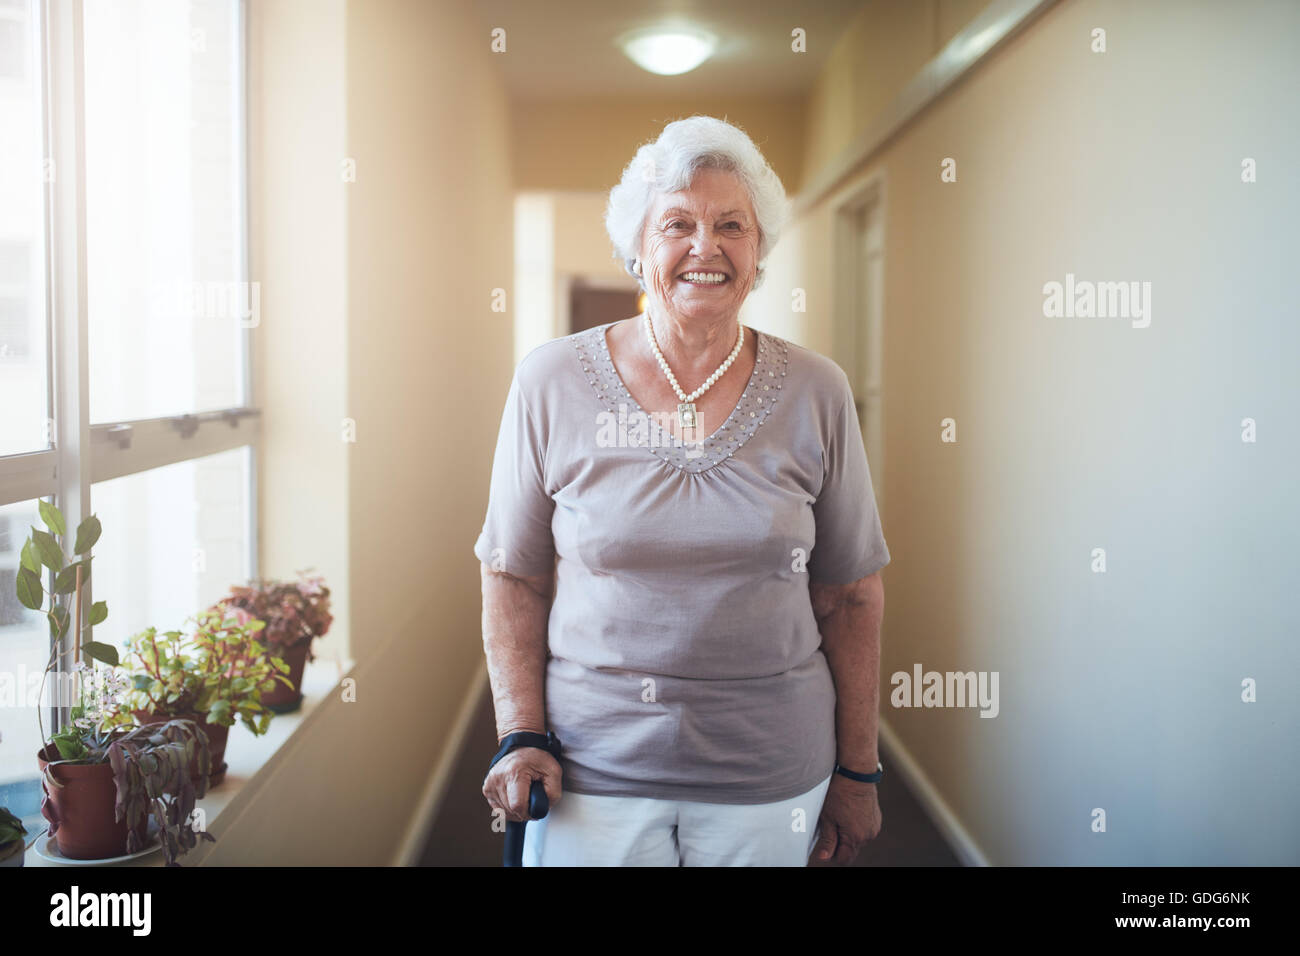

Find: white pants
<box><xmin>522</xmin><ymin>774</ymin><xmax>832</xmax><ymax>866</ymax></box>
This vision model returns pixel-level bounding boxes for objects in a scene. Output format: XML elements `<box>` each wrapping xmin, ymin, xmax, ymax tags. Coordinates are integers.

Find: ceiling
<box><xmin>471</xmin><ymin>0</ymin><xmax>868</xmax><ymax>99</ymax></box>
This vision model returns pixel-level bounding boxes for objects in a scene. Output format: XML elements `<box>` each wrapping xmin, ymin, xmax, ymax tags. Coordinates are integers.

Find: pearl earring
<box><xmin>632</xmin><ymin>259</ymin><xmax>642</xmax><ymax>276</ymax></box>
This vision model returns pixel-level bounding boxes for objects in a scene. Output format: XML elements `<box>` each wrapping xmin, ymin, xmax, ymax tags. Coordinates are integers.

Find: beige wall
<box><xmin>552</xmin><ymin>191</ymin><xmax>633</xmax><ymax>280</ymax></box>
<box><xmin>513</xmin><ymin>96</ymin><xmax>807</xmax><ymax>193</ymax></box>
<box><xmin>754</xmin><ymin>0</ymin><xmax>1300</xmax><ymax>864</ymax></box>
<box><xmin>247</xmin><ymin>0</ymin><xmax>350</xmax><ymax>670</ymax></box>
<box><xmin>801</xmin><ymin>0</ymin><xmax>993</xmax><ymax>187</ymax></box>
<box><xmin>195</xmin><ymin>0</ymin><xmax>512</xmax><ymax>865</ymax></box>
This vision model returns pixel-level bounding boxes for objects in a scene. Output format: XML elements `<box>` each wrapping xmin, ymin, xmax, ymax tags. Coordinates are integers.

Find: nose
<box><xmin>688</xmin><ymin>223</ymin><xmax>724</xmax><ymax>259</ymax></box>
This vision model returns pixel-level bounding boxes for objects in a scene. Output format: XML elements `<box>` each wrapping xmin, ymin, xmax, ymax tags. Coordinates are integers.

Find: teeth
<box><xmin>681</xmin><ymin>272</ymin><xmax>727</xmax><ymax>283</ymax></box>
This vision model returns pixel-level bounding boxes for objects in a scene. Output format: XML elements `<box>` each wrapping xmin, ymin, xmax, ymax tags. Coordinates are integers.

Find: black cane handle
<box><xmin>527</xmin><ymin>778</ymin><xmax>549</xmax><ymax>819</ymax></box>
<box><xmin>503</xmin><ymin>779</ymin><xmax>550</xmax><ymax>867</ymax></box>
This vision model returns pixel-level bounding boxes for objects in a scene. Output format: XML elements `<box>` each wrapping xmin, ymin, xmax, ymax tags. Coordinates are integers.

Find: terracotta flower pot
<box><xmin>261</xmin><ymin>640</ymin><xmax>311</xmax><ymax>713</ymax></box>
<box><xmin>37</xmin><ymin>741</ymin><xmax>147</xmax><ymax>860</ymax></box>
<box><xmin>132</xmin><ymin>710</ymin><xmax>229</xmax><ymax>788</ymax></box>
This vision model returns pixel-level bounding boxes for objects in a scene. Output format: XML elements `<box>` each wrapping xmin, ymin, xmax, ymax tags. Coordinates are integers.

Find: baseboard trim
<box><xmin>393</xmin><ymin>662</ymin><xmax>491</xmax><ymax>866</ymax></box>
<box><xmin>878</xmin><ymin>716</ymin><xmax>990</xmax><ymax>866</ymax></box>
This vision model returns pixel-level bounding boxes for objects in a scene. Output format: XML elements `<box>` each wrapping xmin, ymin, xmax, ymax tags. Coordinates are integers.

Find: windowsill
<box><xmin>24</xmin><ymin>655</ymin><xmax>354</xmax><ymax>867</ymax></box>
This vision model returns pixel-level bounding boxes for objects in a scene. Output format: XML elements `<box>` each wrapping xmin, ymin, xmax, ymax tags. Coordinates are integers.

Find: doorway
<box><xmin>832</xmin><ymin>178</ymin><xmax>886</xmax><ymax>509</ymax></box>
<box><xmin>564</xmin><ymin>276</ymin><xmax>642</xmax><ymax>335</ymax></box>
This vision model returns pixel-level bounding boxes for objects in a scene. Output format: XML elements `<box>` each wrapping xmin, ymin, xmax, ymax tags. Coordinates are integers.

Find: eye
<box><xmin>666</xmin><ymin>219</ymin><xmax>688</xmax><ymax>230</ymax></box>
<box><xmin>723</xmin><ymin>221</ymin><xmax>742</xmax><ymax>230</ymax></box>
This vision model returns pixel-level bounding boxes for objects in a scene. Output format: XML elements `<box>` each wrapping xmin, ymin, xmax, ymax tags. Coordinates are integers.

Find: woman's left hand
<box><xmin>811</xmin><ymin>775</ymin><xmax>881</xmax><ymax>865</ymax></box>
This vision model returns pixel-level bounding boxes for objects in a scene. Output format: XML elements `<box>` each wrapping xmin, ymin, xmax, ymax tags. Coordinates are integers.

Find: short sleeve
<box><xmin>472</xmin><ymin>369</ymin><xmax>556</xmax><ymax>577</ymax></box>
<box><xmin>807</xmin><ymin>376</ymin><xmax>890</xmax><ymax>585</ymax></box>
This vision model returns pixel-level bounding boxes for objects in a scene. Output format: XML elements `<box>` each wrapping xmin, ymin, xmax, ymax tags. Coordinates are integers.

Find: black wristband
<box><xmin>487</xmin><ymin>730</ymin><xmax>562</xmax><ymax>776</ymax></box>
<box><xmin>834</xmin><ymin>761</ymin><xmax>883</xmax><ymax>784</ymax></box>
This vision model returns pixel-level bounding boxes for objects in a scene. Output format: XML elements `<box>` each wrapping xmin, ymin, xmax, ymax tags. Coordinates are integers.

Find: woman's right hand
<box><xmin>483</xmin><ymin>747</ymin><xmax>563</xmax><ymax>823</ymax></box>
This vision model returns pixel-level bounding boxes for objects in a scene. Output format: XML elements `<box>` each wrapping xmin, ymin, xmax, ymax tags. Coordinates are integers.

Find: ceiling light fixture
<box><xmin>617</xmin><ymin>26</ymin><xmax>717</xmax><ymax>76</ymax></box>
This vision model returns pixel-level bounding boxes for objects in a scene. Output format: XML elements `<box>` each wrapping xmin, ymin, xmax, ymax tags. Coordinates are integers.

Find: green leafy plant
<box><xmin>15</xmin><ymin>500</ymin><xmax>116</xmax><ymax>747</ymax></box>
<box><xmin>15</xmin><ymin>501</ymin><xmax>215</xmax><ymax>866</ymax></box>
<box><xmin>112</xmin><ymin>607</ymin><xmax>289</xmax><ymax>735</ymax></box>
<box><xmin>0</xmin><ymin>807</ymin><xmax>27</xmax><ymax>863</ymax></box>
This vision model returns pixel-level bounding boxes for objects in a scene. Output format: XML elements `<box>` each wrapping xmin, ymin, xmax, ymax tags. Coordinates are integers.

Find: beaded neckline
<box><xmin>572</xmin><ymin>320</ymin><xmax>789</xmax><ymax>475</ymax></box>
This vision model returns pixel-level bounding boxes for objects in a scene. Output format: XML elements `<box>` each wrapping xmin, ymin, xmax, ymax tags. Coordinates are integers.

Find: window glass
<box><xmin>84</xmin><ymin>0</ymin><xmax>247</xmax><ymax>423</ymax></box>
<box><xmin>91</xmin><ymin>445</ymin><xmax>252</xmax><ymax>650</ymax></box>
<box><xmin>0</xmin><ymin>0</ymin><xmax>51</xmax><ymax>456</ymax></box>
<box><xmin>0</xmin><ymin>498</ymin><xmax>52</xmax><ymax>827</ymax></box>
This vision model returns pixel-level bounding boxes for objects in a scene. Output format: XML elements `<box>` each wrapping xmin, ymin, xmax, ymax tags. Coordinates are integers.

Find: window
<box><xmin>0</xmin><ymin>0</ymin><xmax>29</xmax><ymax>81</ymax></box>
<box><xmin>0</xmin><ymin>0</ymin><xmax>48</xmax><ymax>458</ymax></box>
<box><xmin>0</xmin><ymin>499</ymin><xmax>49</xmax><ymax>793</ymax></box>
<box><xmin>0</xmin><ymin>0</ymin><xmax>257</xmax><ymax>836</ymax></box>
<box><xmin>92</xmin><ymin>446</ymin><xmax>252</xmax><ymax>640</ymax></box>
<box><xmin>84</xmin><ymin>0</ymin><xmax>249</xmax><ymax>423</ymax></box>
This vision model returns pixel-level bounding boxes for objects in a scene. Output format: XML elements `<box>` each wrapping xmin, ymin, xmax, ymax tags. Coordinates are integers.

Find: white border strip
<box><xmin>878</xmin><ymin>715</ymin><xmax>991</xmax><ymax>866</ymax></box>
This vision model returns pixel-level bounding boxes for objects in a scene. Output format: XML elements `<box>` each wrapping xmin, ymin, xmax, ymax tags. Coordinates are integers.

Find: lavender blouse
<box><xmin>473</xmin><ymin>320</ymin><xmax>890</xmax><ymax>804</ymax></box>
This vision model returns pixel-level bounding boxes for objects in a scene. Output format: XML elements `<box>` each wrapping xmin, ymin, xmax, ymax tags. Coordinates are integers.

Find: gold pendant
<box><xmin>677</xmin><ymin>402</ymin><xmax>697</xmax><ymax>431</ymax></box>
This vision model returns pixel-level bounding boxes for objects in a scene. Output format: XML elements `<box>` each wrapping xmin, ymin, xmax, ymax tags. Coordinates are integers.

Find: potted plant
<box><xmin>40</xmin><ymin>669</ymin><xmax>215</xmax><ymax>865</ymax></box>
<box><xmin>0</xmin><ymin>807</ymin><xmax>27</xmax><ymax>867</ymax></box>
<box><xmin>116</xmin><ymin>607</ymin><xmax>286</xmax><ymax>787</ymax></box>
<box><xmin>214</xmin><ymin>570</ymin><xmax>332</xmax><ymax>713</ymax></box>
<box><xmin>15</xmin><ymin>501</ymin><xmax>216</xmax><ymax>865</ymax></box>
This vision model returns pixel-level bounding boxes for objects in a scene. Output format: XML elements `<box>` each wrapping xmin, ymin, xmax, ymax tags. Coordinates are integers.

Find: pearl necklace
<box><xmin>643</xmin><ymin>313</ymin><xmax>744</xmax><ymax>433</ymax></box>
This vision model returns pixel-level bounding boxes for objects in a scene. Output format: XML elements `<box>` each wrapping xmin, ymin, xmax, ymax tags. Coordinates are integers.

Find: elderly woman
<box><xmin>474</xmin><ymin>115</ymin><xmax>889</xmax><ymax>866</ymax></box>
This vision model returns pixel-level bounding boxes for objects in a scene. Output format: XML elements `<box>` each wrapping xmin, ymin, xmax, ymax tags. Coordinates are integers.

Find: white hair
<box><xmin>604</xmin><ymin>115</ymin><xmax>790</xmax><ymax>292</ymax></box>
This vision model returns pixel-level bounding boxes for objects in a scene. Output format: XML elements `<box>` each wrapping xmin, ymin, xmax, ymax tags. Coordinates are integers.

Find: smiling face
<box><xmin>638</xmin><ymin>166</ymin><xmax>760</xmax><ymax>326</ymax></box>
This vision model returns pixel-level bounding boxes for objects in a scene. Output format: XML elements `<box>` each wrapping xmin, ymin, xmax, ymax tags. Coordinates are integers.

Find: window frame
<box><xmin>0</xmin><ymin>0</ymin><xmax>259</xmax><ymax>740</ymax></box>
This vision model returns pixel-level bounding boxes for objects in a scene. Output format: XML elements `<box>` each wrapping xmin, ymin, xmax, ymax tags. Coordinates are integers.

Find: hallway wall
<box><xmin>193</xmin><ymin>0</ymin><xmax>514</xmax><ymax>864</ymax></box>
<box><xmin>801</xmin><ymin>0</ymin><xmax>994</xmax><ymax>180</ymax></box>
<box><xmin>751</xmin><ymin>0</ymin><xmax>1300</xmax><ymax>863</ymax></box>
<box><xmin>512</xmin><ymin>97</ymin><xmax>806</xmax><ymax>193</ymax></box>
<box><xmin>248</xmin><ymin>0</ymin><xmax>350</xmax><ymax>671</ymax></box>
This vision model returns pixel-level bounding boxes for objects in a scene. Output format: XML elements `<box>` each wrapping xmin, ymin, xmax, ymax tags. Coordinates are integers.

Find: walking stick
<box><xmin>503</xmin><ymin>780</ymin><xmax>549</xmax><ymax>867</ymax></box>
